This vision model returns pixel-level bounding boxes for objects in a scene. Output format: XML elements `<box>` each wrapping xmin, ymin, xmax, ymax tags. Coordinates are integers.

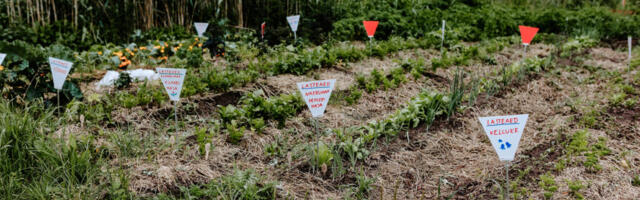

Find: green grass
<box><xmin>0</xmin><ymin>100</ymin><xmax>105</xmax><ymax>199</ymax></box>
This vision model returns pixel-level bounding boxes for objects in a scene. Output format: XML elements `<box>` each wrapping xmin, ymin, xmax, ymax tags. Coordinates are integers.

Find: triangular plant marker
<box><xmin>518</xmin><ymin>25</ymin><xmax>539</xmax><ymax>45</ymax></box>
<box><xmin>49</xmin><ymin>57</ymin><xmax>73</xmax><ymax>90</ymax></box>
<box><xmin>194</xmin><ymin>22</ymin><xmax>209</xmax><ymax>37</ymax></box>
<box><xmin>286</xmin><ymin>15</ymin><xmax>300</xmax><ymax>33</ymax></box>
<box><xmin>0</xmin><ymin>53</ymin><xmax>6</xmax><ymax>65</ymax></box>
<box><xmin>157</xmin><ymin>68</ymin><xmax>187</xmax><ymax>101</ymax></box>
<box><xmin>478</xmin><ymin>114</ymin><xmax>529</xmax><ymax>161</ymax></box>
<box><xmin>363</xmin><ymin>21</ymin><xmax>379</xmax><ymax>38</ymax></box>
<box><xmin>297</xmin><ymin>79</ymin><xmax>335</xmax><ymax>118</ymax></box>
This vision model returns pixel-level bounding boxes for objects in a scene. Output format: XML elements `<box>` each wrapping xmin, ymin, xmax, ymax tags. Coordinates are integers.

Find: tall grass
<box><xmin>0</xmin><ymin>100</ymin><xmax>104</xmax><ymax>199</ymax></box>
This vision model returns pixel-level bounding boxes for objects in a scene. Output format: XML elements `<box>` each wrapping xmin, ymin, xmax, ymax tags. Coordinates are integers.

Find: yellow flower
<box><xmin>154</xmin><ymin>46</ymin><xmax>161</xmax><ymax>49</ymax></box>
<box><xmin>0</xmin><ymin>65</ymin><xmax>4</xmax><ymax>71</ymax></box>
<box><xmin>198</xmin><ymin>43</ymin><xmax>203</xmax><ymax>48</ymax></box>
<box><xmin>173</xmin><ymin>47</ymin><xmax>178</xmax><ymax>52</ymax></box>
<box><xmin>189</xmin><ymin>46</ymin><xmax>193</xmax><ymax>51</ymax></box>
<box><xmin>98</xmin><ymin>51</ymin><xmax>102</xmax><ymax>55</ymax></box>
<box><xmin>113</xmin><ymin>52</ymin><xmax>123</xmax><ymax>57</ymax></box>
<box><xmin>130</xmin><ymin>52</ymin><xmax>135</xmax><ymax>56</ymax></box>
<box><xmin>140</xmin><ymin>47</ymin><xmax>147</xmax><ymax>50</ymax></box>
<box><xmin>195</xmin><ymin>37</ymin><xmax>199</xmax><ymax>41</ymax></box>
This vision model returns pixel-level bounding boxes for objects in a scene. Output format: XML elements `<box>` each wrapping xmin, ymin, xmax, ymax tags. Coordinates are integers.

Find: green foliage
<box><xmin>217</xmin><ymin>90</ymin><xmax>304</xmax><ymax>137</ymax></box>
<box><xmin>195</xmin><ymin>127</ymin><xmax>213</xmax><ymax>157</ymax></box>
<box><xmin>353</xmin><ymin>172</ymin><xmax>374</xmax><ymax>199</ymax></box>
<box><xmin>310</xmin><ymin>141</ymin><xmax>334</xmax><ymax>170</ymax></box>
<box><xmin>633</xmin><ymin>175</ymin><xmax>640</xmax><ymax>187</ymax></box>
<box><xmin>0</xmin><ymin>100</ymin><xmax>102</xmax><ymax>199</ymax></box>
<box><xmin>0</xmin><ymin>41</ymin><xmax>83</xmax><ymax>103</ymax></box>
<box><xmin>106</xmin><ymin>169</ymin><xmax>134</xmax><ymax>200</ymax></box>
<box><xmin>568</xmin><ymin>130</ymin><xmax>589</xmax><ymax>156</ymax></box>
<box><xmin>538</xmin><ymin>173</ymin><xmax>558</xmax><ymax>199</ymax></box>
<box><xmin>565</xmin><ymin>130</ymin><xmax>611</xmax><ymax>172</ymax></box>
<box><xmin>114</xmin><ymin>72</ymin><xmax>132</xmax><ymax>89</ymax></box>
<box><xmin>567</xmin><ymin>179</ymin><xmax>585</xmax><ymax>199</ymax></box>
<box><xmin>65</xmin><ymin>95</ymin><xmax>115</xmax><ymax>125</ymax></box>
<box><xmin>345</xmin><ymin>88</ymin><xmax>363</xmax><ymax>105</ymax></box>
<box><xmin>336</xmin><ymin>128</ymin><xmax>370</xmax><ymax>170</ymax></box>
<box><xmin>560</xmin><ymin>36</ymin><xmax>599</xmax><ymax>57</ymax></box>
<box><xmin>116</xmin><ymin>81</ymin><xmax>166</xmax><ymax>108</ymax></box>
<box><xmin>176</xmin><ymin>169</ymin><xmax>276</xmax><ymax>200</ymax></box>
<box><xmin>225</xmin><ymin>121</ymin><xmax>245</xmax><ymax>145</ymax></box>
<box><xmin>250</xmin><ymin>118</ymin><xmax>266</xmax><ymax>134</ymax></box>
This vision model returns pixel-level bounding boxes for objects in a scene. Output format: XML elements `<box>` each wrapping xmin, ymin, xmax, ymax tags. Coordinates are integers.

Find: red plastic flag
<box><xmin>363</xmin><ymin>21</ymin><xmax>379</xmax><ymax>38</ymax></box>
<box><xmin>519</xmin><ymin>25</ymin><xmax>539</xmax><ymax>45</ymax></box>
<box><xmin>261</xmin><ymin>22</ymin><xmax>266</xmax><ymax>39</ymax></box>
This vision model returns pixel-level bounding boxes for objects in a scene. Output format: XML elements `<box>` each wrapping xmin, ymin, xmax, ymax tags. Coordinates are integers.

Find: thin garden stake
<box><xmin>313</xmin><ymin>118</ymin><xmax>320</xmax><ymax>174</ymax></box>
<box><xmin>505</xmin><ymin>161</ymin><xmax>510</xmax><ymax>200</ymax></box>
<box><xmin>629</xmin><ymin>36</ymin><xmax>632</xmax><ymax>68</ymax></box>
<box><xmin>57</xmin><ymin>89</ymin><xmax>60</xmax><ymax>113</ymax></box>
<box><xmin>174</xmin><ymin>101</ymin><xmax>178</xmax><ymax>133</ymax></box>
<box><xmin>441</xmin><ymin>20</ymin><xmax>446</xmax><ymax>50</ymax></box>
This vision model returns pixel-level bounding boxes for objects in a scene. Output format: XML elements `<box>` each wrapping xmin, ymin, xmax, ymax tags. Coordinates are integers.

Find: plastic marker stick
<box><xmin>629</xmin><ymin>36</ymin><xmax>632</xmax><ymax>65</ymax></box>
<box><xmin>441</xmin><ymin>20</ymin><xmax>446</xmax><ymax>49</ymax></box>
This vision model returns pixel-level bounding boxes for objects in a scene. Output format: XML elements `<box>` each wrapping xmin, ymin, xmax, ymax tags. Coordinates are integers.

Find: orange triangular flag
<box><xmin>519</xmin><ymin>25</ymin><xmax>539</xmax><ymax>45</ymax></box>
<box><xmin>363</xmin><ymin>21</ymin><xmax>379</xmax><ymax>38</ymax></box>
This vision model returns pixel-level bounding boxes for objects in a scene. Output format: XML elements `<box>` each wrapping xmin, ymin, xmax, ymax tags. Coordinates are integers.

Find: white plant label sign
<box><xmin>49</xmin><ymin>57</ymin><xmax>73</xmax><ymax>90</ymax></box>
<box><xmin>194</xmin><ymin>22</ymin><xmax>209</xmax><ymax>37</ymax></box>
<box><xmin>157</xmin><ymin>68</ymin><xmax>187</xmax><ymax>101</ymax></box>
<box><xmin>0</xmin><ymin>53</ymin><xmax>6</xmax><ymax>65</ymax></box>
<box><xmin>297</xmin><ymin>79</ymin><xmax>335</xmax><ymax>118</ymax></box>
<box><xmin>478</xmin><ymin>114</ymin><xmax>529</xmax><ymax>161</ymax></box>
<box><xmin>287</xmin><ymin>15</ymin><xmax>300</xmax><ymax>33</ymax></box>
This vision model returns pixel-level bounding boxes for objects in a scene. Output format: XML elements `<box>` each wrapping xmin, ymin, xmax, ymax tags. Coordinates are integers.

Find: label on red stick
<box><xmin>363</xmin><ymin>21</ymin><xmax>379</xmax><ymax>38</ymax></box>
<box><xmin>261</xmin><ymin>22</ymin><xmax>266</xmax><ymax>38</ymax></box>
<box><xmin>519</xmin><ymin>25</ymin><xmax>539</xmax><ymax>45</ymax></box>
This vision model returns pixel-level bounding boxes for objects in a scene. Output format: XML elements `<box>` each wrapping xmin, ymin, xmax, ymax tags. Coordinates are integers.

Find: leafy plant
<box><xmin>345</xmin><ymin>89</ymin><xmax>363</xmax><ymax>105</ymax></box>
<box><xmin>539</xmin><ymin>173</ymin><xmax>558</xmax><ymax>199</ymax></box>
<box><xmin>567</xmin><ymin>179</ymin><xmax>585</xmax><ymax>199</ymax></box>
<box><xmin>310</xmin><ymin>141</ymin><xmax>334</xmax><ymax>174</ymax></box>
<box><xmin>114</xmin><ymin>72</ymin><xmax>132</xmax><ymax>89</ymax></box>
<box><xmin>195</xmin><ymin>127</ymin><xmax>213</xmax><ymax>157</ymax></box>
<box><xmin>225</xmin><ymin>121</ymin><xmax>245</xmax><ymax>144</ymax></box>
<box><xmin>336</xmin><ymin>128</ymin><xmax>369</xmax><ymax>170</ymax></box>
<box><xmin>250</xmin><ymin>118</ymin><xmax>266</xmax><ymax>134</ymax></box>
